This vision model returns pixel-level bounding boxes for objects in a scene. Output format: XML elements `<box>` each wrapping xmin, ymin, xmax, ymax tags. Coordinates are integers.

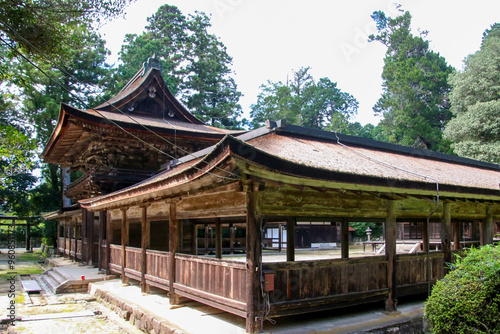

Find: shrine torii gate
<box><xmin>0</xmin><ymin>215</ymin><xmax>33</xmax><ymax>251</ymax></box>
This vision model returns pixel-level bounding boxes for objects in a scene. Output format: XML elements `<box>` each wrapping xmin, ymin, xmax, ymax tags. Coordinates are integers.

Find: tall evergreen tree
<box><xmin>443</xmin><ymin>24</ymin><xmax>500</xmax><ymax>163</ymax></box>
<box><xmin>117</xmin><ymin>5</ymin><xmax>243</xmax><ymax>128</ymax></box>
<box><xmin>369</xmin><ymin>10</ymin><xmax>454</xmax><ymax>152</ymax></box>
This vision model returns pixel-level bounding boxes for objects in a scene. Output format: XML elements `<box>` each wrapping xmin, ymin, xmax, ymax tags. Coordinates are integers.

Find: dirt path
<box><xmin>0</xmin><ymin>250</ymin><xmax>144</xmax><ymax>334</ymax></box>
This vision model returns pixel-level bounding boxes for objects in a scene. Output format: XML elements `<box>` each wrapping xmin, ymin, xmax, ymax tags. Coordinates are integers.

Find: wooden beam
<box><xmin>341</xmin><ymin>218</ymin><xmax>349</xmax><ymax>260</ymax></box>
<box><xmin>286</xmin><ymin>217</ymin><xmax>296</xmax><ymax>262</ymax></box>
<box><xmin>245</xmin><ymin>182</ymin><xmax>262</xmax><ymax>334</ymax></box>
<box><xmin>385</xmin><ymin>200</ymin><xmax>397</xmax><ymax>313</ymax></box>
<box><xmin>442</xmin><ymin>202</ymin><xmax>452</xmax><ymax>272</ymax></box>
<box><xmin>121</xmin><ymin>208</ymin><xmax>129</xmax><ymax>284</ymax></box>
<box><xmin>140</xmin><ymin>205</ymin><xmax>150</xmax><ymax>293</ymax></box>
<box><xmin>169</xmin><ymin>201</ymin><xmax>180</xmax><ymax>305</ymax></box>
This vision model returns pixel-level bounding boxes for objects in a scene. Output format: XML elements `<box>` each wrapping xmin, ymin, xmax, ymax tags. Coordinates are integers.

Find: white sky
<box><xmin>99</xmin><ymin>0</ymin><xmax>500</xmax><ymax>125</ymax></box>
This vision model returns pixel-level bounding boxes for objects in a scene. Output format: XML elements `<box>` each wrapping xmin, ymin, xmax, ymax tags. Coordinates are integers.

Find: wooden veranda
<box><xmin>60</xmin><ymin>124</ymin><xmax>500</xmax><ymax>333</ymax></box>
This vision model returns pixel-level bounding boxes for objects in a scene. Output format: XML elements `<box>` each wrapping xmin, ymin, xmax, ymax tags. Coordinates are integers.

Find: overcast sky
<box><xmin>100</xmin><ymin>0</ymin><xmax>500</xmax><ymax>125</ymax></box>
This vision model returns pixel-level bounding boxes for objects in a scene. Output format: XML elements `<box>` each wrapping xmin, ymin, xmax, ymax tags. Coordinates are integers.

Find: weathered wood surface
<box><xmin>109</xmin><ymin>244</ymin><xmax>122</xmax><ymax>274</ymax></box>
<box><xmin>145</xmin><ymin>249</ymin><xmax>170</xmax><ymax>288</ymax></box>
<box><xmin>263</xmin><ymin>256</ymin><xmax>389</xmax><ymax>317</ymax></box>
<box><xmin>175</xmin><ymin>253</ymin><xmax>246</xmax><ymax>303</ymax></box>
<box><xmin>396</xmin><ymin>252</ymin><xmax>444</xmax><ymax>295</ymax></box>
<box><xmin>58</xmin><ymin>237</ymin><xmax>65</xmax><ymax>252</ymax></box>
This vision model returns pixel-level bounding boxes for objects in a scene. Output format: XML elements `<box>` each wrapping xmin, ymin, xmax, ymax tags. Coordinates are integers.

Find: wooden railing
<box><xmin>58</xmin><ymin>237</ymin><xmax>65</xmax><ymax>251</ymax></box>
<box><xmin>124</xmin><ymin>246</ymin><xmax>142</xmax><ymax>280</ymax></box>
<box><xmin>70</xmin><ymin>239</ymin><xmax>76</xmax><ymax>256</ymax></box>
<box><xmin>396</xmin><ymin>252</ymin><xmax>444</xmax><ymax>296</ymax></box>
<box><xmin>145</xmin><ymin>249</ymin><xmax>170</xmax><ymax>288</ymax></box>
<box><xmin>109</xmin><ymin>244</ymin><xmax>122</xmax><ymax>274</ymax></box>
<box><xmin>174</xmin><ymin>253</ymin><xmax>247</xmax><ymax>317</ymax></box>
<box><xmin>76</xmin><ymin>240</ymin><xmax>82</xmax><ymax>259</ymax></box>
<box><xmin>263</xmin><ymin>256</ymin><xmax>389</xmax><ymax>317</ymax></box>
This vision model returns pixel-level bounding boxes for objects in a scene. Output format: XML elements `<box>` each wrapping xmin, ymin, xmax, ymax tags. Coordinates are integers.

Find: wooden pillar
<box><xmin>341</xmin><ymin>218</ymin><xmax>349</xmax><ymax>260</ymax></box>
<box><xmin>81</xmin><ymin>209</ymin><xmax>87</xmax><ymax>262</ymax></box>
<box><xmin>69</xmin><ymin>219</ymin><xmax>74</xmax><ymax>261</ymax></box>
<box><xmin>169</xmin><ymin>201</ymin><xmax>180</xmax><ymax>305</ymax></box>
<box><xmin>63</xmin><ymin>221</ymin><xmax>67</xmax><ymax>257</ymax></box>
<box><xmin>88</xmin><ymin>210</ymin><xmax>95</xmax><ymax>265</ymax></box>
<box><xmin>25</xmin><ymin>218</ymin><xmax>31</xmax><ymax>252</ymax></box>
<box><xmin>121</xmin><ymin>208</ymin><xmax>129</xmax><ymax>284</ymax></box>
<box><xmin>105</xmin><ymin>212</ymin><xmax>112</xmax><ymax>274</ymax></box>
<box><xmin>441</xmin><ymin>202</ymin><xmax>452</xmax><ymax>271</ymax></box>
<box><xmin>215</xmin><ymin>218</ymin><xmax>222</xmax><ymax>259</ymax></box>
<box><xmin>98</xmin><ymin>211</ymin><xmax>106</xmax><ymax>270</ymax></box>
<box><xmin>484</xmin><ymin>206</ymin><xmax>494</xmax><ymax>245</ymax></box>
<box><xmin>204</xmin><ymin>224</ymin><xmax>209</xmax><ymax>255</ymax></box>
<box><xmin>422</xmin><ymin>220</ymin><xmax>429</xmax><ymax>253</ymax></box>
<box><xmin>453</xmin><ymin>221</ymin><xmax>461</xmax><ymax>250</ymax></box>
<box><xmin>140</xmin><ymin>205</ymin><xmax>150</xmax><ymax>293</ymax></box>
<box><xmin>385</xmin><ymin>200</ymin><xmax>397</xmax><ymax>312</ymax></box>
<box><xmin>286</xmin><ymin>217</ymin><xmax>296</xmax><ymax>262</ymax></box>
<box><xmin>278</xmin><ymin>223</ymin><xmax>283</xmax><ymax>252</ymax></box>
<box><xmin>193</xmin><ymin>224</ymin><xmax>199</xmax><ymax>255</ymax></box>
<box><xmin>245</xmin><ymin>182</ymin><xmax>262</xmax><ymax>334</ymax></box>
<box><xmin>229</xmin><ymin>223</ymin><xmax>235</xmax><ymax>255</ymax></box>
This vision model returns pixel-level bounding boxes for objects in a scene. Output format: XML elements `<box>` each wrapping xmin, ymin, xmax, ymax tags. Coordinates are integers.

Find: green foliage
<box><xmin>349</xmin><ymin>222</ymin><xmax>383</xmax><ymax>239</ymax></box>
<box><xmin>250</xmin><ymin>67</ymin><xmax>358</xmax><ymax>130</ymax></box>
<box><xmin>0</xmin><ymin>0</ymin><xmax>134</xmax><ymax>59</ymax></box>
<box><xmin>425</xmin><ymin>244</ymin><xmax>500</xmax><ymax>333</ymax></box>
<box><xmin>117</xmin><ymin>4</ymin><xmax>243</xmax><ymax>128</ymax></box>
<box><xmin>443</xmin><ymin>24</ymin><xmax>500</xmax><ymax>163</ymax></box>
<box><xmin>369</xmin><ymin>10</ymin><xmax>454</xmax><ymax>153</ymax></box>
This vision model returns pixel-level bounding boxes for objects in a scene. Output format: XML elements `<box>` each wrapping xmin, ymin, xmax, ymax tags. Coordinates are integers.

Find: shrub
<box><xmin>424</xmin><ymin>244</ymin><xmax>500</xmax><ymax>333</ymax></box>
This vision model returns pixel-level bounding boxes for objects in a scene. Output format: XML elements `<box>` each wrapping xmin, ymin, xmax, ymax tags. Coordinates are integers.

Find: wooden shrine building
<box><xmin>42</xmin><ymin>57</ymin><xmax>241</xmax><ymax>263</ymax></box>
<box><xmin>44</xmin><ymin>59</ymin><xmax>500</xmax><ymax>333</ymax></box>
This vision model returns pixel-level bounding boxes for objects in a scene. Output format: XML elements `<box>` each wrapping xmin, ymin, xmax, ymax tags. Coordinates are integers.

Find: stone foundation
<box><xmin>92</xmin><ymin>287</ymin><xmax>184</xmax><ymax>334</ymax></box>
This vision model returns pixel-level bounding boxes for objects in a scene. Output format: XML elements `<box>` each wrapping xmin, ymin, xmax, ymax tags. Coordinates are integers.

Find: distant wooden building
<box><xmin>44</xmin><ymin>60</ymin><xmax>500</xmax><ymax>333</ymax></box>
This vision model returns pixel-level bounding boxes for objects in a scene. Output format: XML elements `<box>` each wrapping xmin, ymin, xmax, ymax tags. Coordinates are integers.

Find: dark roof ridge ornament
<box><xmin>142</xmin><ymin>54</ymin><xmax>162</xmax><ymax>75</ymax></box>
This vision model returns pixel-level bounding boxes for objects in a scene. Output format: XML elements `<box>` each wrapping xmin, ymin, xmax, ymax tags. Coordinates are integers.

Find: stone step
<box><xmin>47</xmin><ymin>268</ymin><xmax>66</xmax><ymax>285</ymax></box>
<box><xmin>37</xmin><ymin>272</ymin><xmax>59</xmax><ymax>294</ymax></box>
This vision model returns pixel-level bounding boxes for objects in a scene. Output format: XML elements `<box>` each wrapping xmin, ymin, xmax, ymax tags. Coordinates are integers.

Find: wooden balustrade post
<box><xmin>121</xmin><ymin>208</ymin><xmax>129</xmax><ymax>284</ymax></box>
<box><xmin>385</xmin><ymin>200</ymin><xmax>397</xmax><ymax>312</ymax></box>
<box><xmin>141</xmin><ymin>204</ymin><xmax>150</xmax><ymax>293</ymax></box>
<box><xmin>169</xmin><ymin>200</ymin><xmax>180</xmax><ymax>305</ymax></box>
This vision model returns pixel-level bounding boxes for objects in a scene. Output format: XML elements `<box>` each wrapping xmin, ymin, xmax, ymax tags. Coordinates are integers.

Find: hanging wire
<box><xmin>0</xmin><ymin>28</ymin><xmax>240</xmax><ymax>180</ymax></box>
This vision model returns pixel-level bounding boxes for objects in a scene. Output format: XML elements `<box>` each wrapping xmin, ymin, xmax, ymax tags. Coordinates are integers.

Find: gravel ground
<box><xmin>0</xmin><ymin>250</ymin><xmax>144</xmax><ymax>334</ymax></box>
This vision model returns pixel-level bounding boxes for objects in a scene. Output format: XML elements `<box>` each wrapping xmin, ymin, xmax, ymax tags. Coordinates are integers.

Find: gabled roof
<box><xmin>41</xmin><ymin>58</ymin><xmax>243</xmax><ymax>164</ymax></box>
<box><xmin>80</xmin><ymin>121</ymin><xmax>500</xmax><ymax>211</ymax></box>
